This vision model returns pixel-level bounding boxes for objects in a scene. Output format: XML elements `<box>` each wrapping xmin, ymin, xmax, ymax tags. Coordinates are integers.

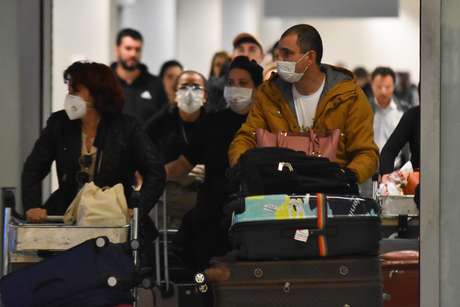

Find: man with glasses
<box><xmin>229</xmin><ymin>24</ymin><xmax>379</xmax><ymax>184</ymax></box>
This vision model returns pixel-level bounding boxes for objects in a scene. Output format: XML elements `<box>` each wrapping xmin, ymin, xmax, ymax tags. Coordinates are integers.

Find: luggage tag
<box><xmin>294</xmin><ymin>229</ymin><xmax>310</xmax><ymax>243</ymax></box>
<box><xmin>293</xmin><ymin>193</ymin><xmax>329</xmax><ymax>256</ymax></box>
<box><xmin>294</xmin><ymin>194</ymin><xmax>310</xmax><ymax>242</ymax></box>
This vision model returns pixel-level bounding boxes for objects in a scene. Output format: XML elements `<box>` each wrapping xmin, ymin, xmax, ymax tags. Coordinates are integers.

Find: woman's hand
<box><xmin>189</xmin><ymin>164</ymin><xmax>205</xmax><ymax>183</ymax></box>
<box><xmin>381</xmin><ymin>174</ymin><xmax>391</xmax><ymax>184</ymax></box>
<box><xmin>381</xmin><ymin>171</ymin><xmax>404</xmax><ymax>184</ymax></box>
<box><xmin>133</xmin><ymin>171</ymin><xmax>143</xmax><ymax>191</ymax></box>
<box><xmin>26</xmin><ymin>208</ymin><xmax>48</xmax><ymax>223</ymax></box>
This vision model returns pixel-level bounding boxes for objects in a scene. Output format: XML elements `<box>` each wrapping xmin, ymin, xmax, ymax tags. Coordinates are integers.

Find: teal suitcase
<box><xmin>229</xmin><ymin>194</ymin><xmax>380</xmax><ymax>260</ymax></box>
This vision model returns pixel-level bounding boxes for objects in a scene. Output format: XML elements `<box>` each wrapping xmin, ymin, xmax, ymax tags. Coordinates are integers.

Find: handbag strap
<box><xmin>93</xmin><ymin>149</ymin><xmax>104</xmax><ymax>181</ymax></box>
<box><xmin>316</xmin><ymin>193</ymin><xmax>328</xmax><ymax>257</ymax></box>
<box><xmin>309</xmin><ymin>129</ymin><xmax>321</xmax><ymax>155</ymax></box>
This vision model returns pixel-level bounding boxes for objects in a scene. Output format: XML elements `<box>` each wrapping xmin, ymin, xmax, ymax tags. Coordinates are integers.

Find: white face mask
<box><xmin>64</xmin><ymin>94</ymin><xmax>87</xmax><ymax>120</ymax></box>
<box><xmin>276</xmin><ymin>52</ymin><xmax>309</xmax><ymax>83</ymax></box>
<box><xmin>176</xmin><ymin>87</ymin><xmax>205</xmax><ymax>114</ymax></box>
<box><xmin>224</xmin><ymin>86</ymin><xmax>253</xmax><ymax>114</ymax></box>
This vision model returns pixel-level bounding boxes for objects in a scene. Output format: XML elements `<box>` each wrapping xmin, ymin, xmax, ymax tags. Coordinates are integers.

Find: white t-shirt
<box><xmin>292</xmin><ymin>79</ymin><xmax>325</xmax><ymax>131</ymax></box>
<box><xmin>373</xmin><ymin>99</ymin><xmax>403</xmax><ymax>151</ymax></box>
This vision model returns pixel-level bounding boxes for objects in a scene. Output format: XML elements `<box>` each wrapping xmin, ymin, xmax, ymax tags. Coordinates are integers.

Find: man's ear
<box><xmin>307</xmin><ymin>50</ymin><xmax>317</xmax><ymax>66</ymax></box>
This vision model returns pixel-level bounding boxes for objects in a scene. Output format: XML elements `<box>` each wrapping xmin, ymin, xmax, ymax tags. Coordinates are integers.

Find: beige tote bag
<box><xmin>64</xmin><ymin>182</ymin><xmax>129</xmax><ymax>226</ymax></box>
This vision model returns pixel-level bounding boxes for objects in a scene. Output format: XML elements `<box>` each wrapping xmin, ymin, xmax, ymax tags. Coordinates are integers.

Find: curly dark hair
<box><xmin>63</xmin><ymin>61</ymin><xmax>124</xmax><ymax>116</ymax></box>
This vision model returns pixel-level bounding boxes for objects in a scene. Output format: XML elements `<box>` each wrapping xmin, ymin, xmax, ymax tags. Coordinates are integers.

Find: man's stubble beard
<box><xmin>119</xmin><ymin>59</ymin><xmax>139</xmax><ymax>72</ymax></box>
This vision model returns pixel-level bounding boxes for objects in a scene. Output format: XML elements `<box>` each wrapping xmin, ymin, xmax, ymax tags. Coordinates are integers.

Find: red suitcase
<box><xmin>381</xmin><ymin>250</ymin><xmax>419</xmax><ymax>307</ymax></box>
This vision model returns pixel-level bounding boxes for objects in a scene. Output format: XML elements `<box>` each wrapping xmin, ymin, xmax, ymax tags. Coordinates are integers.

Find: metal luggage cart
<box><xmin>379</xmin><ymin>194</ymin><xmax>419</xmax><ymax>217</ymax></box>
<box><xmin>369</xmin><ymin>175</ymin><xmax>419</xmax><ymax>239</ymax></box>
<box><xmin>1</xmin><ymin>187</ymin><xmax>141</xmax><ymax>306</ymax></box>
<box><xmin>147</xmin><ymin>191</ymin><xmax>204</xmax><ymax>307</ymax></box>
<box><xmin>378</xmin><ymin>194</ymin><xmax>420</xmax><ymax>239</ymax></box>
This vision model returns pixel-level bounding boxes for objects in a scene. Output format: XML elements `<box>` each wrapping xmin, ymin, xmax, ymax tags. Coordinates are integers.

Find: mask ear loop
<box><xmin>296</xmin><ymin>51</ymin><xmax>311</xmax><ymax>74</ymax></box>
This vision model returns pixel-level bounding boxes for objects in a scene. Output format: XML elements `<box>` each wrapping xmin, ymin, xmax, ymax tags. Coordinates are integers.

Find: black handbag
<box><xmin>227</xmin><ymin>147</ymin><xmax>358</xmax><ymax>197</ymax></box>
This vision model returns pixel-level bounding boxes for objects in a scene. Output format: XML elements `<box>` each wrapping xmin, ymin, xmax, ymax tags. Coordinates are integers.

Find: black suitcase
<box><xmin>0</xmin><ymin>236</ymin><xmax>135</xmax><ymax>307</ymax></box>
<box><xmin>227</xmin><ymin>194</ymin><xmax>381</xmax><ymax>260</ymax></box>
<box><xmin>227</xmin><ymin>147</ymin><xmax>359</xmax><ymax>197</ymax></box>
<box><xmin>200</xmin><ymin>256</ymin><xmax>383</xmax><ymax>307</ymax></box>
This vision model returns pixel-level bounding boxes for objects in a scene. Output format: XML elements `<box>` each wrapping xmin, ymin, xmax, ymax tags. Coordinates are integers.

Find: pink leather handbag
<box><xmin>255</xmin><ymin>128</ymin><xmax>341</xmax><ymax>161</ymax></box>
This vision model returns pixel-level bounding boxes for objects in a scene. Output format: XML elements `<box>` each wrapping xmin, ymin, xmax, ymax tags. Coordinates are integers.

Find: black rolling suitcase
<box><xmin>198</xmin><ymin>256</ymin><xmax>383</xmax><ymax>307</ymax></box>
<box><xmin>227</xmin><ymin>193</ymin><xmax>381</xmax><ymax>260</ymax></box>
<box><xmin>227</xmin><ymin>147</ymin><xmax>359</xmax><ymax>196</ymax></box>
<box><xmin>0</xmin><ymin>236</ymin><xmax>135</xmax><ymax>307</ymax></box>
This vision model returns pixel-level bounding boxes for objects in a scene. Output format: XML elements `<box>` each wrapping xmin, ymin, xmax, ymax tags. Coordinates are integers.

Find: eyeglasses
<box><xmin>76</xmin><ymin>154</ymin><xmax>93</xmax><ymax>186</ymax></box>
<box><xmin>177</xmin><ymin>84</ymin><xmax>205</xmax><ymax>91</ymax></box>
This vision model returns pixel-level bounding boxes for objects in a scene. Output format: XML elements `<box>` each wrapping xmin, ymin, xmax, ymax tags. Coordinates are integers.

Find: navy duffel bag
<box><xmin>0</xmin><ymin>236</ymin><xmax>135</xmax><ymax>307</ymax></box>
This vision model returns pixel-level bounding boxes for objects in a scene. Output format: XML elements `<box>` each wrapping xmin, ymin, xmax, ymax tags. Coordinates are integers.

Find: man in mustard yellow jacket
<box><xmin>228</xmin><ymin>24</ymin><xmax>379</xmax><ymax>183</ymax></box>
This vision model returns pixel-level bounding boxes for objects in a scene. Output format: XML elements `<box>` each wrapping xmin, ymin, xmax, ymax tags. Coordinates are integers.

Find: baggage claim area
<box><xmin>0</xmin><ymin>0</ymin><xmax>456</xmax><ymax>306</ymax></box>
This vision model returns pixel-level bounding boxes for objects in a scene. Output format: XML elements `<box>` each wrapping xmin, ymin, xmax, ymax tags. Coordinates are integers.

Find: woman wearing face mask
<box><xmin>144</xmin><ymin>70</ymin><xmax>208</xmax><ymax>163</ymax></box>
<box><xmin>21</xmin><ymin>61</ymin><xmax>165</xmax><ymax>223</ymax></box>
<box><xmin>144</xmin><ymin>70</ymin><xmax>208</xmax><ymax>228</ymax></box>
<box><xmin>165</xmin><ymin>56</ymin><xmax>263</xmax><ymax>271</ymax></box>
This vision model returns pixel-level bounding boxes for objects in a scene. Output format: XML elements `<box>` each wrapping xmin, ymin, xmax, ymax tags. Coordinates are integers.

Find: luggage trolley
<box><xmin>378</xmin><ymin>194</ymin><xmax>420</xmax><ymax>239</ymax></box>
<box><xmin>1</xmin><ymin>187</ymin><xmax>142</xmax><ymax>306</ymax></box>
<box><xmin>147</xmin><ymin>190</ymin><xmax>204</xmax><ymax>307</ymax></box>
<box><xmin>369</xmin><ymin>175</ymin><xmax>420</xmax><ymax>239</ymax></box>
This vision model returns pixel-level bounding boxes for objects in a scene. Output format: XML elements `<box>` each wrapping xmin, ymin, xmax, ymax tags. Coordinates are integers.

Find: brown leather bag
<box><xmin>255</xmin><ymin>128</ymin><xmax>341</xmax><ymax>161</ymax></box>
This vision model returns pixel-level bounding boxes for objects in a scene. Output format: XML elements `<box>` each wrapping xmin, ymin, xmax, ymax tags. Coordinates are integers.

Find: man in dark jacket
<box><xmin>112</xmin><ymin>28</ymin><xmax>167</xmax><ymax>124</ymax></box>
